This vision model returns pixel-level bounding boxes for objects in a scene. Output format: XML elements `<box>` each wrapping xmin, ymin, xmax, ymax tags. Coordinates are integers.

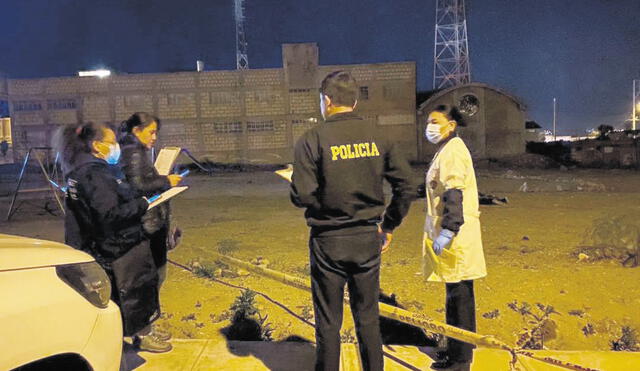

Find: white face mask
<box><xmin>106</xmin><ymin>143</ymin><xmax>121</xmax><ymax>165</ymax></box>
<box><xmin>426</xmin><ymin>124</ymin><xmax>444</xmax><ymax>144</ymax></box>
<box><xmin>319</xmin><ymin>93</ymin><xmax>327</xmax><ymax>120</ymax></box>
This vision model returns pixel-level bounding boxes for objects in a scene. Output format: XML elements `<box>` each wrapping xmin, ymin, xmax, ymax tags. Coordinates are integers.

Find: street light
<box><xmin>633</xmin><ymin>80</ymin><xmax>640</xmax><ymax>131</ymax></box>
<box><xmin>78</xmin><ymin>69</ymin><xmax>111</xmax><ymax>78</ymax></box>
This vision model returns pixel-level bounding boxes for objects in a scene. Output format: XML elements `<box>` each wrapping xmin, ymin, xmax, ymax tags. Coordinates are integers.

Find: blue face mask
<box><xmin>106</xmin><ymin>143</ymin><xmax>121</xmax><ymax>165</ymax></box>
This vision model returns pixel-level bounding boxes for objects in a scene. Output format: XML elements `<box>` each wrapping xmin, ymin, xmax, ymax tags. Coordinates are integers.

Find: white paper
<box><xmin>275</xmin><ymin>164</ymin><xmax>293</xmax><ymax>183</ymax></box>
<box><xmin>154</xmin><ymin>147</ymin><xmax>182</xmax><ymax>176</ymax></box>
<box><xmin>148</xmin><ymin>186</ymin><xmax>189</xmax><ymax>209</ymax></box>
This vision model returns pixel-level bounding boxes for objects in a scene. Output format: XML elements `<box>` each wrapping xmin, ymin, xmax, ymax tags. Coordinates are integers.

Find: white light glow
<box><xmin>78</xmin><ymin>69</ymin><xmax>111</xmax><ymax>78</ymax></box>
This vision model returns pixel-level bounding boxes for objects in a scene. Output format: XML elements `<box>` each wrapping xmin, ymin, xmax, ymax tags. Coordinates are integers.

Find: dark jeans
<box><xmin>309</xmin><ymin>229</ymin><xmax>383</xmax><ymax>371</ymax></box>
<box><xmin>445</xmin><ymin>280</ymin><xmax>476</xmax><ymax>362</ymax></box>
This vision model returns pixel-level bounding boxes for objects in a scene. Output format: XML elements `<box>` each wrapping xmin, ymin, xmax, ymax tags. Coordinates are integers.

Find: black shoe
<box><xmin>431</xmin><ymin>358</ymin><xmax>455</xmax><ymax>370</ymax></box>
<box><xmin>431</xmin><ymin>357</ymin><xmax>471</xmax><ymax>371</ymax></box>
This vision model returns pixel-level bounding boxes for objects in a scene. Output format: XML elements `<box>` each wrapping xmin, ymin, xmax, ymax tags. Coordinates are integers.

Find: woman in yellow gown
<box><xmin>422</xmin><ymin>105</ymin><xmax>487</xmax><ymax>370</ymax></box>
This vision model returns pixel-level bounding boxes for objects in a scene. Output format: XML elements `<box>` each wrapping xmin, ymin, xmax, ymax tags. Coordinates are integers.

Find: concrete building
<box><xmin>571</xmin><ymin>131</ymin><xmax>640</xmax><ymax>167</ymax></box>
<box><xmin>417</xmin><ymin>83</ymin><xmax>526</xmax><ymax>161</ymax></box>
<box><xmin>0</xmin><ymin>73</ymin><xmax>12</xmax><ymax>163</ymax></box>
<box><xmin>3</xmin><ymin>43</ymin><xmax>417</xmax><ymax>164</ymax></box>
<box><xmin>524</xmin><ymin>121</ymin><xmax>545</xmax><ymax>143</ymax></box>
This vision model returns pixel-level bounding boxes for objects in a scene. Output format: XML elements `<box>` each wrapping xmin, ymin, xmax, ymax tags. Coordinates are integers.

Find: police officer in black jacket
<box><xmin>56</xmin><ymin>122</ymin><xmax>171</xmax><ymax>353</ymax></box>
<box><xmin>291</xmin><ymin>71</ymin><xmax>415</xmax><ymax>371</ymax></box>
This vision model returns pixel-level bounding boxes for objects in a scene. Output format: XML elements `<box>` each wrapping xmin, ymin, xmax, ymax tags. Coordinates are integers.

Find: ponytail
<box><xmin>53</xmin><ymin>122</ymin><xmax>106</xmax><ymax>170</ymax></box>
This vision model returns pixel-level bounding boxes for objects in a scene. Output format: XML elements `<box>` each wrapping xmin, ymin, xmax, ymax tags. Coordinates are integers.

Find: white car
<box><xmin>0</xmin><ymin>234</ymin><xmax>123</xmax><ymax>371</ymax></box>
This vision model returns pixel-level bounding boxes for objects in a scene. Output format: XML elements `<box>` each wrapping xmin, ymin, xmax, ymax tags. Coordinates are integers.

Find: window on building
<box><xmin>459</xmin><ymin>94</ymin><xmax>480</xmax><ymax>116</ymax></box>
<box><xmin>124</xmin><ymin>95</ymin><xmax>145</xmax><ymax>107</ymax></box>
<box><xmin>247</xmin><ymin>120</ymin><xmax>274</xmax><ymax>132</ymax></box>
<box><xmin>47</xmin><ymin>99</ymin><xmax>77</xmax><ymax>110</ymax></box>
<box><xmin>168</xmin><ymin>93</ymin><xmax>188</xmax><ymax>106</ymax></box>
<box><xmin>214</xmin><ymin>122</ymin><xmax>243</xmax><ymax>134</ymax></box>
<box><xmin>292</xmin><ymin>118</ymin><xmax>318</xmax><ymax>125</ymax></box>
<box><xmin>289</xmin><ymin>88</ymin><xmax>311</xmax><ymax>93</ymax></box>
<box><xmin>209</xmin><ymin>92</ymin><xmax>238</xmax><ymax>105</ymax></box>
<box><xmin>359</xmin><ymin>86</ymin><xmax>369</xmax><ymax>100</ymax></box>
<box><xmin>13</xmin><ymin>100</ymin><xmax>42</xmax><ymax>111</ymax></box>
<box><xmin>251</xmin><ymin>91</ymin><xmax>277</xmax><ymax>104</ymax></box>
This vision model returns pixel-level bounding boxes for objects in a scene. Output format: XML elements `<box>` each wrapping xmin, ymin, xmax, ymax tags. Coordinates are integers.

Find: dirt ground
<box><xmin>1</xmin><ymin>167</ymin><xmax>639</xmax><ymax>352</ymax></box>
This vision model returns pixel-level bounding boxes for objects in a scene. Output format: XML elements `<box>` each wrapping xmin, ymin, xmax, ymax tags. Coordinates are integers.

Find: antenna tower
<box><xmin>234</xmin><ymin>0</ymin><xmax>249</xmax><ymax>69</ymax></box>
<box><xmin>433</xmin><ymin>0</ymin><xmax>471</xmax><ymax>89</ymax></box>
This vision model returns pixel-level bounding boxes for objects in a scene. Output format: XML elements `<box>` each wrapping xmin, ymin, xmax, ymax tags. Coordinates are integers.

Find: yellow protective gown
<box><xmin>422</xmin><ymin>137</ymin><xmax>487</xmax><ymax>283</ymax></box>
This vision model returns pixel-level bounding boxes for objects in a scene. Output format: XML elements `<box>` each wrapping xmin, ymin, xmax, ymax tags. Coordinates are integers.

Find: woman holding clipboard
<box><xmin>119</xmin><ymin>112</ymin><xmax>182</xmax><ymax>342</ymax></box>
<box><xmin>55</xmin><ymin>122</ymin><xmax>170</xmax><ymax>353</ymax></box>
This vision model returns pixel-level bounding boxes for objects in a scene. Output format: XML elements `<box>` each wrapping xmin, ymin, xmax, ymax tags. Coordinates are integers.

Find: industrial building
<box><xmin>417</xmin><ymin>83</ymin><xmax>527</xmax><ymax>160</ymax></box>
<box><xmin>0</xmin><ymin>43</ymin><xmax>417</xmax><ymax>164</ymax></box>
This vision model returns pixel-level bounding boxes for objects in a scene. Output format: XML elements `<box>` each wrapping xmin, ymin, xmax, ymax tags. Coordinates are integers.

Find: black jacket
<box><xmin>119</xmin><ymin>134</ymin><xmax>171</xmax><ymax>233</ymax></box>
<box><xmin>64</xmin><ymin>153</ymin><xmax>149</xmax><ymax>266</ymax></box>
<box><xmin>291</xmin><ymin>112</ymin><xmax>415</xmax><ymax>235</ymax></box>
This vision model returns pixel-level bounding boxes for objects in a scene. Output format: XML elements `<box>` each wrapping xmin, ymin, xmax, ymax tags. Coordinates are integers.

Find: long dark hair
<box><xmin>53</xmin><ymin>122</ymin><xmax>106</xmax><ymax>170</ymax></box>
<box><xmin>434</xmin><ymin>104</ymin><xmax>467</xmax><ymax>127</ymax></box>
<box><xmin>120</xmin><ymin>112</ymin><xmax>160</xmax><ymax>135</ymax></box>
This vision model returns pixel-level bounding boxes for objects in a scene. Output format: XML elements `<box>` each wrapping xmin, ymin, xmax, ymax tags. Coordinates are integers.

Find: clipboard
<box><xmin>274</xmin><ymin>164</ymin><xmax>293</xmax><ymax>183</ymax></box>
<box><xmin>147</xmin><ymin>186</ymin><xmax>188</xmax><ymax>209</ymax></box>
<box><xmin>154</xmin><ymin>147</ymin><xmax>182</xmax><ymax>176</ymax></box>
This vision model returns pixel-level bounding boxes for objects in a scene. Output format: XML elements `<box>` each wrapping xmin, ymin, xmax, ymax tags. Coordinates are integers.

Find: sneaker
<box><xmin>151</xmin><ymin>325</ymin><xmax>172</xmax><ymax>341</ymax></box>
<box><xmin>134</xmin><ymin>334</ymin><xmax>173</xmax><ymax>353</ymax></box>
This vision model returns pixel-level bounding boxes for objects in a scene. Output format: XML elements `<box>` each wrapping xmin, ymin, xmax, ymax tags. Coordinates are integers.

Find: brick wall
<box><xmin>200</xmin><ymin>91</ymin><xmax>242</xmax><ymax>118</ymax></box>
<box><xmin>9</xmin><ymin>79</ymin><xmax>44</xmax><ymax>96</ymax></box>
<box><xmin>200</xmin><ymin>71</ymin><xmax>240</xmax><ymax>88</ymax></box>
<box><xmin>289</xmin><ymin>90</ymin><xmax>317</xmax><ymax>114</ymax></box>
<box><xmin>48</xmin><ymin>110</ymin><xmax>77</xmax><ymax>124</ymax></box>
<box><xmin>6</xmin><ymin>56</ymin><xmax>418</xmax><ymax>163</ymax></box>
<box><xmin>201</xmin><ymin>121</ymin><xmax>243</xmax><ymax>151</ymax></box>
<box><xmin>115</xmin><ymin>95</ymin><xmax>154</xmax><ymax>121</ymax></box>
<box><xmin>158</xmin><ymin>121</ymin><xmax>201</xmax><ymax>151</ymax></box>
<box><xmin>155</xmin><ymin>73</ymin><xmax>197</xmax><ymax>90</ymax></box>
<box><xmin>245</xmin><ymin>89</ymin><xmax>286</xmax><ymax>116</ymax></box>
<box><xmin>247</xmin><ymin>119</ymin><xmax>287</xmax><ymax>149</ymax></box>
<box><xmin>82</xmin><ymin>96</ymin><xmax>111</xmax><ymax>123</ymax></box>
<box><xmin>158</xmin><ymin>93</ymin><xmax>197</xmax><ymax>119</ymax></box>
<box><xmin>291</xmin><ymin>118</ymin><xmax>318</xmax><ymax>143</ymax></box>
<box><xmin>112</xmin><ymin>75</ymin><xmax>155</xmax><ymax>91</ymax></box>
<box><xmin>244</xmin><ymin>69</ymin><xmax>283</xmax><ymax>86</ymax></box>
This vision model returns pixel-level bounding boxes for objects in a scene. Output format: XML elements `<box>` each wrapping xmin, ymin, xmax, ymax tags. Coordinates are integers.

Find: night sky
<box><xmin>1</xmin><ymin>0</ymin><xmax>639</xmax><ymax>135</ymax></box>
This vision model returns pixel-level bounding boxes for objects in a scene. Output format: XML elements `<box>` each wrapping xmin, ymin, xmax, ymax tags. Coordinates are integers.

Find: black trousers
<box><xmin>445</xmin><ymin>280</ymin><xmax>476</xmax><ymax>362</ymax></box>
<box><xmin>149</xmin><ymin>225</ymin><xmax>169</xmax><ymax>269</ymax></box>
<box><xmin>309</xmin><ymin>229</ymin><xmax>383</xmax><ymax>371</ymax></box>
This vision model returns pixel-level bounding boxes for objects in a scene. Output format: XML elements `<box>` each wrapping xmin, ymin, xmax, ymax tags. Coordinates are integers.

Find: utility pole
<box><xmin>633</xmin><ymin>79</ymin><xmax>639</xmax><ymax>131</ymax></box>
<box><xmin>553</xmin><ymin>98</ymin><xmax>557</xmax><ymax>141</ymax></box>
<box><xmin>433</xmin><ymin>0</ymin><xmax>471</xmax><ymax>89</ymax></box>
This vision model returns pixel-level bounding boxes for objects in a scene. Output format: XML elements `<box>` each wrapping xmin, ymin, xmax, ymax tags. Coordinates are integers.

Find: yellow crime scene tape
<box><xmin>211</xmin><ymin>252</ymin><xmax>601</xmax><ymax>371</ymax></box>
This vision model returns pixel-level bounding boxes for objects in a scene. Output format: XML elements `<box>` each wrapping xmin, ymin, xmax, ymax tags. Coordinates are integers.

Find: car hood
<box><xmin>0</xmin><ymin>234</ymin><xmax>94</xmax><ymax>271</ymax></box>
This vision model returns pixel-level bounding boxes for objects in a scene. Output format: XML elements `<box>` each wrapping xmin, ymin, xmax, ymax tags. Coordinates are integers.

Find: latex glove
<box><xmin>143</xmin><ymin>194</ymin><xmax>161</xmax><ymax>205</ymax></box>
<box><xmin>432</xmin><ymin>229</ymin><xmax>455</xmax><ymax>256</ymax></box>
<box><xmin>378</xmin><ymin>225</ymin><xmax>393</xmax><ymax>254</ymax></box>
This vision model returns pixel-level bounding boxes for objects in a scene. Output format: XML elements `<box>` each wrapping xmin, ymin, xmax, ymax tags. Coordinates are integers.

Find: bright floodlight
<box><xmin>78</xmin><ymin>69</ymin><xmax>111</xmax><ymax>78</ymax></box>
